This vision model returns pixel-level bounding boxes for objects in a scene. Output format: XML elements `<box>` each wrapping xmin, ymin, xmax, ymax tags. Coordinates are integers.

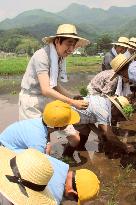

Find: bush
<box><xmin>79</xmin><ymin>86</ymin><xmax>88</xmax><ymax>97</ymax></box>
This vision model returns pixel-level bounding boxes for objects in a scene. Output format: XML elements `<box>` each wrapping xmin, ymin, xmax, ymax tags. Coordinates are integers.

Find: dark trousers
<box><xmin>63</xmin><ymin>124</ymin><xmax>91</xmax><ymax>157</ymax></box>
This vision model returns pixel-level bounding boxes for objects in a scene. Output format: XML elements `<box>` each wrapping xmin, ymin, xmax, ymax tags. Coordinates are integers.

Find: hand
<box><xmin>45</xmin><ymin>143</ymin><xmax>52</xmax><ymax>155</ymax></box>
<box><xmin>71</xmin><ymin>99</ymin><xmax>89</xmax><ymax>110</ymax></box>
<box><xmin>73</xmin><ymin>95</ymin><xmax>84</xmax><ymax>100</ymax></box>
<box><xmin>125</xmin><ymin>144</ymin><xmax>135</xmax><ymax>153</ymax></box>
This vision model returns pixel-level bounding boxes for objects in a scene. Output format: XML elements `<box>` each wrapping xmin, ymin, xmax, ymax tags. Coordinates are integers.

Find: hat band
<box><xmin>129</xmin><ymin>40</ymin><xmax>136</xmax><ymax>44</ymax></box>
<box><xmin>118</xmin><ymin>41</ymin><xmax>130</xmax><ymax>46</ymax></box>
<box><xmin>114</xmin><ymin>98</ymin><xmax>123</xmax><ymax>109</ymax></box>
<box><xmin>5</xmin><ymin>157</ymin><xmax>47</xmax><ymax>197</ymax></box>
<box><xmin>56</xmin><ymin>33</ymin><xmax>78</xmax><ymax>36</ymax></box>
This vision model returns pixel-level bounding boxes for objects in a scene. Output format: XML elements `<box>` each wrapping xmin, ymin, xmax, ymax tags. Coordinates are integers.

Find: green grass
<box><xmin>0</xmin><ymin>56</ymin><xmax>29</xmax><ymax>75</ymax></box>
<box><xmin>0</xmin><ymin>55</ymin><xmax>102</xmax><ymax>75</ymax></box>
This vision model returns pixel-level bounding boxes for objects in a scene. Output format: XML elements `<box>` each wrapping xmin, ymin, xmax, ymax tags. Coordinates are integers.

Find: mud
<box><xmin>0</xmin><ymin>76</ymin><xmax>136</xmax><ymax>205</ymax></box>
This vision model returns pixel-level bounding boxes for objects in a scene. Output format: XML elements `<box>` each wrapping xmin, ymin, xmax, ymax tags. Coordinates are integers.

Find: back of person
<box><xmin>74</xmin><ymin>95</ymin><xmax>111</xmax><ymax>126</ymax></box>
<box><xmin>0</xmin><ymin>118</ymin><xmax>47</xmax><ymax>153</ymax></box>
<box><xmin>87</xmin><ymin>70</ymin><xmax>118</xmax><ymax>96</ymax></box>
<box><xmin>102</xmin><ymin>49</ymin><xmax>115</xmax><ymax>71</ymax></box>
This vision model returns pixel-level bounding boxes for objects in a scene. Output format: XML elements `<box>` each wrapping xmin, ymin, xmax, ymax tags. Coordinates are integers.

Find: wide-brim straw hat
<box><xmin>42</xmin><ymin>24</ymin><xmax>90</xmax><ymax>48</ymax></box>
<box><xmin>43</xmin><ymin>100</ymin><xmax>80</xmax><ymax>127</ymax></box>
<box><xmin>107</xmin><ymin>96</ymin><xmax>130</xmax><ymax>119</ymax></box>
<box><xmin>128</xmin><ymin>37</ymin><xmax>136</xmax><ymax>50</ymax></box>
<box><xmin>110</xmin><ymin>53</ymin><xmax>136</xmax><ymax>80</ymax></box>
<box><xmin>0</xmin><ymin>147</ymin><xmax>57</xmax><ymax>205</ymax></box>
<box><xmin>111</xmin><ymin>36</ymin><xmax>131</xmax><ymax>48</ymax></box>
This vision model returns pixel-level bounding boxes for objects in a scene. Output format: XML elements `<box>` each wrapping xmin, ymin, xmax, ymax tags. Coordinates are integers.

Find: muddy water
<box><xmin>0</xmin><ymin>77</ymin><xmax>136</xmax><ymax>205</ymax></box>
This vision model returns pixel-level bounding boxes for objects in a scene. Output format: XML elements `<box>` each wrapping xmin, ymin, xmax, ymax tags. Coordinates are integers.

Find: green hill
<box><xmin>0</xmin><ymin>9</ymin><xmax>64</xmax><ymax>30</ymax></box>
<box><xmin>0</xmin><ymin>4</ymin><xmax>136</xmax><ymax>41</ymax></box>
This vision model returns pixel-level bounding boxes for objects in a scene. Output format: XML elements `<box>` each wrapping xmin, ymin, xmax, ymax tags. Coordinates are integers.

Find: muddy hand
<box><xmin>72</xmin><ymin>99</ymin><xmax>89</xmax><ymax>110</ymax></box>
<box><xmin>126</xmin><ymin>144</ymin><xmax>135</xmax><ymax>153</ymax></box>
<box><xmin>73</xmin><ymin>95</ymin><xmax>84</xmax><ymax>100</ymax></box>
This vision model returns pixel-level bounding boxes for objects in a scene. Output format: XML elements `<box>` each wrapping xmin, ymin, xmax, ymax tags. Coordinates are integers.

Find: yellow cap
<box><xmin>43</xmin><ymin>100</ymin><xmax>80</xmax><ymax>127</ymax></box>
<box><xmin>75</xmin><ymin>169</ymin><xmax>100</xmax><ymax>205</ymax></box>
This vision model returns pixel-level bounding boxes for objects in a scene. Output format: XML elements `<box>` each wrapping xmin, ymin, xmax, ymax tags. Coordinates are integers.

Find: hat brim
<box><xmin>111</xmin><ymin>42</ymin><xmax>131</xmax><ymax>48</ymax></box>
<box><xmin>110</xmin><ymin>73</ymin><xmax>117</xmax><ymax>81</ymax></box>
<box><xmin>110</xmin><ymin>53</ymin><xmax>136</xmax><ymax>81</ymax></box>
<box><xmin>128</xmin><ymin>42</ymin><xmax>136</xmax><ymax>50</ymax></box>
<box><xmin>0</xmin><ymin>147</ymin><xmax>56</xmax><ymax>205</ymax></box>
<box><xmin>107</xmin><ymin>96</ymin><xmax>128</xmax><ymax>120</ymax></box>
<box><xmin>42</xmin><ymin>35</ymin><xmax>90</xmax><ymax>48</ymax></box>
<box><xmin>68</xmin><ymin>108</ymin><xmax>80</xmax><ymax>125</ymax></box>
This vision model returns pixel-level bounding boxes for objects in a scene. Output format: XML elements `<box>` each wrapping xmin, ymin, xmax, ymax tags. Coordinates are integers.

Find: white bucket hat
<box><xmin>42</xmin><ymin>24</ymin><xmax>90</xmax><ymax>48</ymax></box>
<box><xmin>128</xmin><ymin>37</ymin><xmax>136</xmax><ymax>50</ymax></box>
<box><xmin>0</xmin><ymin>147</ymin><xmax>57</xmax><ymax>205</ymax></box>
<box><xmin>110</xmin><ymin>53</ymin><xmax>136</xmax><ymax>80</ymax></box>
<box><xmin>107</xmin><ymin>96</ymin><xmax>130</xmax><ymax>119</ymax></box>
<box><xmin>111</xmin><ymin>37</ymin><xmax>131</xmax><ymax>48</ymax></box>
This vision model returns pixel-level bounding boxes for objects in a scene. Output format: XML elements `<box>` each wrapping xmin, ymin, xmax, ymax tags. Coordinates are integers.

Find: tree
<box><xmin>4</xmin><ymin>37</ymin><xmax>21</xmax><ymax>52</ymax></box>
<box><xmin>96</xmin><ymin>34</ymin><xmax>112</xmax><ymax>53</ymax></box>
<box><xmin>85</xmin><ymin>43</ymin><xmax>97</xmax><ymax>56</ymax></box>
<box><xmin>15</xmin><ymin>37</ymin><xmax>41</xmax><ymax>56</ymax></box>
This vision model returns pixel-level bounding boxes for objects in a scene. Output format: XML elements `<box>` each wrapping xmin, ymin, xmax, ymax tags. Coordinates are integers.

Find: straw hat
<box><xmin>43</xmin><ymin>100</ymin><xmax>80</xmax><ymax>127</ymax></box>
<box><xmin>42</xmin><ymin>24</ymin><xmax>90</xmax><ymax>48</ymax></box>
<box><xmin>128</xmin><ymin>37</ymin><xmax>136</xmax><ymax>50</ymax></box>
<box><xmin>110</xmin><ymin>53</ymin><xmax>136</xmax><ymax>80</ymax></box>
<box><xmin>75</xmin><ymin>169</ymin><xmax>100</xmax><ymax>205</ymax></box>
<box><xmin>0</xmin><ymin>147</ymin><xmax>57</xmax><ymax>205</ymax></box>
<box><xmin>107</xmin><ymin>96</ymin><xmax>130</xmax><ymax>119</ymax></box>
<box><xmin>111</xmin><ymin>37</ymin><xmax>131</xmax><ymax>48</ymax></box>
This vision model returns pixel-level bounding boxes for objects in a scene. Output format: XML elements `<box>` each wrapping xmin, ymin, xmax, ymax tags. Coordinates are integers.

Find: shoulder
<box><xmin>33</xmin><ymin>47</ymin><xmax>49</xmax><ymax>60</ymax></box>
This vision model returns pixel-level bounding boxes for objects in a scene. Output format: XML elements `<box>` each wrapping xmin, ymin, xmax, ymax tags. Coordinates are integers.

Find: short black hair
<box><xmin>53</xmin><ymin>37</ymin><xmax>79</xmax><ymax>45</ymax></box>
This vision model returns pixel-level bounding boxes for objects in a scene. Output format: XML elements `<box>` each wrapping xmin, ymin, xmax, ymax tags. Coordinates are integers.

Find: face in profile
<box><xmin>117</xmin><ymin>63</ymin><xmax>129</xmax><ymax>80</ymax></box>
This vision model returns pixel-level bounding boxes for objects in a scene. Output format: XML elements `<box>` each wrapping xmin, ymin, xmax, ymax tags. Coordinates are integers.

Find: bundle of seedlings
<box><xmin>123</xmin><ymin>104</ymin><xmax>135</xmax><ymax>118</ymax></box>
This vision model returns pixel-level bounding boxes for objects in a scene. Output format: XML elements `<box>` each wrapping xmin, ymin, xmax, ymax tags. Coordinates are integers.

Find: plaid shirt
<box><xmin>87</xmin><ymin>70</ymin><xmax>118</xmax><ymax>96</ymax></box>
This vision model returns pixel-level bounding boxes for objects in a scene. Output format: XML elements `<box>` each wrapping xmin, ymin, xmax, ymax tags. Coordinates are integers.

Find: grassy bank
<box><xmin>0</xmin><ymin>55</ymin><xmax>102</xmax><ymax>75</ymax></box>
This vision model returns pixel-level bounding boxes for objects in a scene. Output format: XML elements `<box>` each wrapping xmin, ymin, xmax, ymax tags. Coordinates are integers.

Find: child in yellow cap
<box><xmin>0</xmin><ymin>146</ymin><xmax>100</xmax><ymax>205</ymax></box>
<box><xmin>0</xmin><ymin>100</ymin><xmax>80</xmax><ymax>155</ymax></box>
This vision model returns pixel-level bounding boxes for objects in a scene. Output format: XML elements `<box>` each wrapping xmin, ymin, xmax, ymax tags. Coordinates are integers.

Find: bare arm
<box><xmin>98</xmin><ymin>124</ymin><xmax>127</xmax><ymax>151</ymax></box>
<box><xmin>38</xmin><ymin>73</ymin><xmax>88</xmax><ymax>109</ymax></box>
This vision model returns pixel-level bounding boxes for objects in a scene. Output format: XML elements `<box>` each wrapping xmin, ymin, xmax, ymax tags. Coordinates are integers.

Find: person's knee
<box><xmin>67</xmin><ymin>131</ymin><xmax>80</xmax><ymax>147</ymax></box>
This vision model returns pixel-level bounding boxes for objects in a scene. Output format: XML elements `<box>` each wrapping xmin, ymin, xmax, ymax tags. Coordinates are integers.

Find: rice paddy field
<box><xmin>0</xmin><ymin>55</ymin><xmax>102</xmax><ymax>75</ymax></box>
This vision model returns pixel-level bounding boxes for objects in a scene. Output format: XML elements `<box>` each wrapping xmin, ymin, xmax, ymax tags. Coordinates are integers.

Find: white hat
<box><xmin>111</xmin><ymin>37</ymin><xmax>131</xmax><ymax>48</ymax></box>
<box><xmin>128</xmin><ymin>37</ymin><xmax>136</xmax><ymax>50</ymax></box>
<box><xmin>0</xmin><ymin>147</ymin><xmax>57</xmax><ymax>205</ymax></box>
<box><xmin>42</xmin><ymin>24</ymin><xmax>90</xmax><ymax>48</ymax></box>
